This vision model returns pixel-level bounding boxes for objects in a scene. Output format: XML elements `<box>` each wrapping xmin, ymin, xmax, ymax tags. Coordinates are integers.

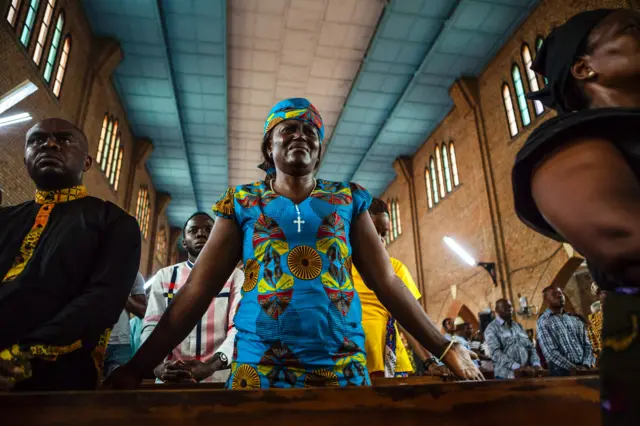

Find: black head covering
<box><xmin>527</xmin><ymin>9</ymin><xmax>614</xmax><ymax>113</ymax></box>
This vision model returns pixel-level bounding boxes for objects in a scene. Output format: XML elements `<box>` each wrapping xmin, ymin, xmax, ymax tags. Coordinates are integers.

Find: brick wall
<box><xmin>0</xmin><ymin>0</ymin><xmax>170</xmax><ymax>276</ymax></box>
<box><xmin>380</xmin><ymin>0</ymin><xmax>631</xmax><ymax>329</ymax></box>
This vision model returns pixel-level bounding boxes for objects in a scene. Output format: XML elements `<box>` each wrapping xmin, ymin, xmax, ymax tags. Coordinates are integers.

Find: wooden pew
<box><xmin>0</xmin><ymin>376</ymin><xmax>600</xmax><ymax>426</ymax></box>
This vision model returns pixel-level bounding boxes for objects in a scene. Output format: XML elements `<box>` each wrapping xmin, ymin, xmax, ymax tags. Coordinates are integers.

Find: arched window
<box><xmin>449</xmin><ymin>142</ymin><xmax>460</xmax><ymax>187</ymax></box>
<box><xmin>511</xmin><ymin>65</ymin><xmax>531</xmax><ymax>127</ymax></box>
<box><xmin>32</xmin><ymin>0</ymin><xmax>55</xmax><ymax>65</ymax></box>
<box><xmin>521</xmin><ymin>44</ymin><xmax>543</xmax><ymax>116</ymax></box>
<box><xmin>43</xmin><ymin>11</ymin><xmax>63</xmax><ymax>83</ymax></box>
<box><xmin>100</xmin><ymin>118</ymin><xmax>114</xmax><ymax>172</ymax></box>
<box><xmin>19</xmin><ymin>0</ymin><xmax>41</xmax><ymax>47</ymax></box>
<box><xmin>52</xmin><ymin>35</ymin><xmax>70</xmax><ymax>97</ymax></box>
<box><xmin>425</xmin><ymin>168</ymin><xmax>433</xmax><ymax>209</ymax></box>
<box><xmin>429</xmin><ymin>157</ymin><xmax>439</xmax><ymax>205</ymax></box>
<box><xmin>156</xmin><ymin>228</ymin><xmax>167</xmax><ymax>263</ymax></box>
<box><xmin>502</xmin><ymin>84</ymin><xmax>518</xmax><ymax>137</ymax></box>
<box><xmin>441</xmin><ymin>143</ymin><xmax>452</xmax><ymax>193</ymax></box>
<box><xmin>394</xmin><ymin>199</ymin><xmax>401</xmax><ymax>236</ymax></box>
<box><xmin>435</xmin><ymin>146</ymin><xmax>446</xmax><ymax>198</ymax></box>
<box><xmin>105</xmin><ymin>121</ymin><xmax>119</xmax><ymax>179</ymax></box>
<box><xmin>96</xmin><ymin>114</ymin><xmax>108</xmax><ymax>165</ymax></box>
<box><xmin>114</xmin><ymin>147</ymin><xmax>124</xmax><ymax>191</ymax></box>
<box><xmin>391</xmin><ymin>200</ymin><xmax>398</xmax><ymax>240</ymax></box>
<box><xmin>136</xmin><ymin>186</ymin><xmax>151</xmax><ymax>239</ymax></box>
<box><xmin>535</xmin><ymin>36</ymin><xmax>548</xmax><ymax>86</ymax></box>
<box><xmin>107</xmin><ymin>134</ymin><xmax>120</xmax><ymax>184</ymax></box>
<box><xmin>6</xmin><ymin>0</ymin><xmax>23</xmax><ymax>28</ymax></box>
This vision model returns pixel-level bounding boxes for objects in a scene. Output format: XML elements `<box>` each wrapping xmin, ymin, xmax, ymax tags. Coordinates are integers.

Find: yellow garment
<box><xmin>2</xmin><ymin>186</ymin><xmax>88</xmax><ymax>282</ymax></box>
<box><xmin>353</xmin><ymin>258</ymin><xmax>421</xmax><ymax>374</ymax></box>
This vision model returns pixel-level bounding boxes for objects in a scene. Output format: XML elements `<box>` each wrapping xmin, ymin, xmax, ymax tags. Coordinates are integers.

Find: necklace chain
<box><xmin>269</xmin><ymin>178</ymin><xmax>317</xmax><ymax>198</ymax></box>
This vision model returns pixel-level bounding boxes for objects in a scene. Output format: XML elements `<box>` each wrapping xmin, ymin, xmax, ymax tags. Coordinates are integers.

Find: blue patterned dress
<box><xmin>212</xmin><ymin>179</ymin><xmax>372</xmax><ymax>389</ymax></box>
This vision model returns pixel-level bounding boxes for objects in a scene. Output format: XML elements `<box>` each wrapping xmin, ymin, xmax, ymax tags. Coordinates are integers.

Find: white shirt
<box><xmin>142</xmin><ymin>261</ymin><xmax>243</xmax><ymax>383</ymax></box>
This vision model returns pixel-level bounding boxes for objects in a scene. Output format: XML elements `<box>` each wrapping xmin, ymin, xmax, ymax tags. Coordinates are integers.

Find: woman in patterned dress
<box><xmin>107</xmin><ymin>98</ymin><xmax>482</xmax><ymax>389</ymax></box>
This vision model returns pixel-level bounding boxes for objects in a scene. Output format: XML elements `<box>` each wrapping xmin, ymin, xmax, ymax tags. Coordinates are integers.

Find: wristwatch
<box><xmin>423</xmin><ymin>357</ymin><xmax>438</xmax><ymax>371</ymax></box>
<box><xmin>212</xmin><ymin>352</ymin><xmax>229</xmax><ymax>368</ymax></box>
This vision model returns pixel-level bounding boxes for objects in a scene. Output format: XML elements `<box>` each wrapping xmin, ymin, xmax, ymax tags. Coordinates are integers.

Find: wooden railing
<box><xmin>1</xmin><ymin>376</ymin><xmax>600</xmax><ymax>426</ymax></box>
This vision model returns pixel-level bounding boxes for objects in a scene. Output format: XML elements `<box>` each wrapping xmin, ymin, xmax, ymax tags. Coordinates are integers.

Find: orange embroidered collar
<box><xmin>35</xmin><ymin>185</ymin><xmax>88</xmax><ymax>204</ymax></box>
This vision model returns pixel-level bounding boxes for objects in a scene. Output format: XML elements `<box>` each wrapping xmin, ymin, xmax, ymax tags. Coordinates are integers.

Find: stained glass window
<box><xmin>429</xmin><ymin>157</ymin><xmax>439</xmax><ymax>205</ymax></box>
<box><xmin>521</xmin><ymin>44</ymin><xmax>544</xmax><ymax>116</ymax></box>
<box><xmin>43</xmin><ymin>11</ymin><xmax>63</xmax><ymax>83</ymax></box>
<box><xmin>52</xmin><ymin>35</ymin><xmax>70</xmax><ymax>97</ymax></box>
<box><xmin>512</xmin><ymin>65</ymin><xmax>531</xmax><ymax>127</ymax></box>
<box><xmin>19</xmin><ymin>0</ymin><xmax>40</xmax><ymax>47</ymax></box>
<box><xmin>6</xmin><ymin>0</ymin><xmax>23</xmax><ymax>28</ymax></box>
<box><xmin>32</xmin><ymin>0</ymin><xmax>55</xmax><ymax>65</ymax></box>
<box><xmin>425</xmin><ymin>168</ymin><xmax>433</xmax><ymax>209</ymax></box>
<box><xmin>441</xmin><ymin>143</ymin><xmax>452</xmax><ymax>193</ymax></box>
<box><xmin>502</xmin><ymin>84</ymin><xmax>518</xmax><ymax>137</ymax></box>
<box><xmin>449</xmin><ymin>142</ymin><xmax>459</xmax><ymax>187</ymax></box>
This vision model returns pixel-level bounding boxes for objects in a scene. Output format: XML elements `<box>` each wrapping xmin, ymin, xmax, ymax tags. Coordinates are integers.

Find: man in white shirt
<box><xmin>142</xmin><ymin>213</ymin><xmax>243</xmax><ymax>383</ymax></box>
<box><xmin>104</xmin><ymin>272</ymin><xmax>146</xmax><ymax>377</ymax></box>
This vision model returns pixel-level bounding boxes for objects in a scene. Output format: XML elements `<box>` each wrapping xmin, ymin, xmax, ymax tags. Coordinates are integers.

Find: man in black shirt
<box><xmin>0</xmin><ymin>118</ymin><xmax>141</xmax><ymax>391</ymax></box>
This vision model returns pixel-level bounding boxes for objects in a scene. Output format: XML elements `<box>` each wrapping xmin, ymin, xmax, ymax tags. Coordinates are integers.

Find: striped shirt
<box><xmin>142</xmin><ymin>261</ymin><xmax>244</xmax><ymax>383</ymax></box>
<box><xmin>536</xmin><ymin>309</ymin><xmax>595</xmax><ymax>371</ymax></box>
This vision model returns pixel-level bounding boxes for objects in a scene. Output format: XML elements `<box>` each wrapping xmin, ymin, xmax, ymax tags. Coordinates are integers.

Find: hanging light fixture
<box><xmin>443</xmin><ymin>236</ymin><xmax>498</xmax><ymax>287</ymax></box>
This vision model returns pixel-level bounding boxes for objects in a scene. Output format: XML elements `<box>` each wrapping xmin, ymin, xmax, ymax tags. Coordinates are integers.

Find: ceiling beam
<box><xmin>152</xmin><ymin>0</ymin><xmax>201</xmax><ymax>211</ymax></box>
<box><xmin>347</xmin><ymin>0</ymin><xmax>464</xmax><ymax>184</ymax></box>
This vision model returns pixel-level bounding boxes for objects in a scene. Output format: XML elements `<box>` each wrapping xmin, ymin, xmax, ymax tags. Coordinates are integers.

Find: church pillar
<box><xmin>449</xmin><ymin>77</ymin><xmax>513</xmax><ymax>303</ymax></box>
<box><xmin>75</xmin><ymin>38</ymin><xmax>122</xmax><ymax>129</ymax></box>
<box><xmin>146</xmin><ymin>192</ymin><xmax>171</xmax><ymax>274</ymax></box>
<box><xmin>392</xmin><ymin>157</ymin><xmax>427</xmax><ymax>309</ymax></box>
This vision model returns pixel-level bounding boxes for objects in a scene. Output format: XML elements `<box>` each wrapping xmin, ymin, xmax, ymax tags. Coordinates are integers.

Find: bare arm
<box><xmin>125</xmin><ymin>295</ymin><xmax>147</xmax><ymax>319</ymax></box>
<box><xmin>351</xmin><ymin>212</ymin><xmax>482</xmax><ymax>380</ymax></box>
<box><xmin>128</xmin><ymin>218</ymin><xmax>242</xmax><ymax>376</ymax></box>
<box><xmin>532</xmin><ymin>137</ymin><xmax>640</xmax><ymax>286</ymax></box>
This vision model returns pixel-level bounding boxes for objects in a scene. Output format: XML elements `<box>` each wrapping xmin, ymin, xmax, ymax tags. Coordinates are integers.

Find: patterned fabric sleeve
<box><xmin>349</xmin><ymin>182</ymin><xmax>372</xmax><ymax>217</ymax></box>
<box><xmin>212</xmin><ymin>187</ymin><xmax>236</xmax><ymax>220</ymax></box>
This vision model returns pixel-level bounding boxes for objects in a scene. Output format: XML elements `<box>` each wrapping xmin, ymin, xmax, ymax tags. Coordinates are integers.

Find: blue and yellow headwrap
<box><xmin>260</xmin><ymin>98</ymin><xmax>324</xmax><ymax>178</ymax></box>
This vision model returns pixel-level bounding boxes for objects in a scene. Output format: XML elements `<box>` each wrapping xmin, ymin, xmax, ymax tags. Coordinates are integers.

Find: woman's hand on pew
<box><xmin>441</xmin><ymin>342</ymin><xmax>484</xmax><ymax>381</ymax></box>
<box><xmin>426</xmin><ymin>363</ymin><xmax>453</xmax><ymax>380</ymax></box>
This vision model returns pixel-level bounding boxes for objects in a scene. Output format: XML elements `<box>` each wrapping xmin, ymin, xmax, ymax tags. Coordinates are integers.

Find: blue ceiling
<box><xmin>82</xmin><ymin>0</ymin><xmax>540</xmax><ymax>226</ymax></box>
<box><xmin>83</xmin><ymin>0</ymin><xmax>228</xmax><ymax>226</ymax></box>
<box><xmin>318</xmin><ymin>0</ymin><xmax>540</xmax><ymax>196</ymax></box>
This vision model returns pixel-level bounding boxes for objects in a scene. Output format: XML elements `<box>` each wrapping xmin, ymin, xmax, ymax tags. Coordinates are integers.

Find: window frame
<box><xmin>441</xmin><ymin>143</ymin><xmax>453</xmax><ymax>193</ymax></box>
<box><xmin>425</xmin><ymin>167</ymin><xmax>433</xmax><ymax>209</ymax></box>
<box><xmin>19</xmin><ymin>0</ymin><xmax>41</xmax><ymax>48</ymax></box>
<box><xmin>521</xmin><ymin>43</ymin><xmax>544</xmax><ymax>116</ymax></box>
<box><xmin>31</xmin><ymin>0</ymin><xmax>55</xmax><ymax>66</ymax></box>
<box><xmin>6</xmin><ymin>0</ymin><xmax>24</xmax><ymax>28</ymax></box>
<box><xmin>449</xmin><ymin>142</ymin><xmax>460</xmax><ymax>187</ymax></box>
<box><xmin>113</xmin><ymin>146</ymin><xmax>124</xmax><ymax>192</ymax></box>
<box><xmin>502</xmin><ymin>83</ymin><xmax>519</xmax><ymax>138</ymax></box>
<box><xmin>511</xmin><ymin>63</ymin><xmax>531</xmax><ymax>128</ymax></box>
<box><xmin>535</xmin><ymin>36</ymin><xmax>548</xmax><ymax>86</ymax></box>
<box><xmin>51</xmin><ymin>34</ymin><xmax>70</xmax><ymax>98</ymax></box>
<box><xmin>43</xmin><ymin>10</ymin><xmax>63</xmax><ymax>83</ymax></box>
<box><xmin>429</xmin><ymin>157</ymin><xmax>439</xmax><ymax>205</ymax></box>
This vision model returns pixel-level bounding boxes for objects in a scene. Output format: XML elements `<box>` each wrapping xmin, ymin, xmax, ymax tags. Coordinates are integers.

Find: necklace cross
<box><xmin>294</xmin><ymin>204</ymin><xmax>305</xmax><ymax>233</ymax></box>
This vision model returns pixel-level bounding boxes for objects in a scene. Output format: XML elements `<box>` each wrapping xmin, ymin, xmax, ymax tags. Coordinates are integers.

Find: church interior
<box><xmin>1</xmin><ymin>0</ymin><xmax>637</xmax><ymax>424</ymax></box>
